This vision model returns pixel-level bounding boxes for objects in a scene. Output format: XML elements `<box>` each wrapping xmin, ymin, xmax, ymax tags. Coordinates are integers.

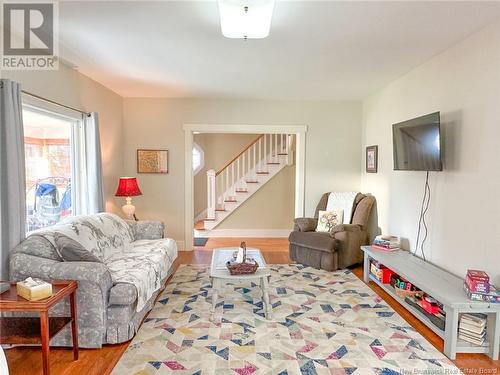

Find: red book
<box><xmin>465</xmin><ymin>274</ymin><xmax>490</xmax><ymax>293</ymax></box>
<box><xmin>467</xmin><ymin>270</ymin><xmax>489</xmax><ymax>282</ymax></box>
<box><xmin>371</xmin><ymin>245</ymin><xmax>397</xmax><ymax>252</ymax></box>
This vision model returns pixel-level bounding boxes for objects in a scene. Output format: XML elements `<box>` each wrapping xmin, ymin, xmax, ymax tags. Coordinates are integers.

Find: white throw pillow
<box><xmin>316</xmin><ymin>210</ymin><xmax>344</xmax><ymax>233</ymax></box>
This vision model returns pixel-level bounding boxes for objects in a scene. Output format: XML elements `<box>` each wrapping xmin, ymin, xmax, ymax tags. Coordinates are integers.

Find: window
<box><xmin>192</xmin><ymin>142</ymin><xmax>204</xmax><ymax>175</ymax></box>
<box><xmin>23</xmin><ymin>104</ymin><xmax>84</xmax><ymax>232</ymax></box>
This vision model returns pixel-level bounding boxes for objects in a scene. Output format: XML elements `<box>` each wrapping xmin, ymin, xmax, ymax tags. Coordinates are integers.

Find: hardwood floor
<box><xmin>4</xmin><ymin>238</ymin><xmax>499</xmax><ymax>374</ymax></box>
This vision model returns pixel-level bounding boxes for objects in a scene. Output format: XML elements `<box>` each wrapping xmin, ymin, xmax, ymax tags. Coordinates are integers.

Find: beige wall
<box><xmin>361</xmin><ymin>20</ymin><xmax>500</xmax><ymax>284</ymax></box>
<box><xmin>218</xmin><ymin>165</ymin><xmax>295</xmax><ymax>230</ymax></box>
<box><xmin>193</xmin><ymin>133</ymin><xmax>258</xmax><ymax>216</ymax></box>
<box><xmin>2</xmin><ymin>64</ymin><xmax>124</xmax><ymax>213</ymax></box>
<box><xmin>122</xmin><ymin>98</ymin><xmax>362</xmax><ymax>247</ymax></box>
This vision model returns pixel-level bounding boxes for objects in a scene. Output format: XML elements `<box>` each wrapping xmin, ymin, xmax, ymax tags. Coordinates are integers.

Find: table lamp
<box><xmin>115</xmin><ymin>177</ymin><xmax>142</xmax><ymax>220</ymax></box>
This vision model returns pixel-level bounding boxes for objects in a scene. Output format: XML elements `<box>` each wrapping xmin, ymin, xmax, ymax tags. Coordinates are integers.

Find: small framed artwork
<box><xmin>137</xmin><ymin>149</ymin><xmax>168</xmax><ymax>174</ymax></box>
<box><xmin>366</xmin><ymin>145</ymin><xmax>378</xmax><ymax>173</ymax></box>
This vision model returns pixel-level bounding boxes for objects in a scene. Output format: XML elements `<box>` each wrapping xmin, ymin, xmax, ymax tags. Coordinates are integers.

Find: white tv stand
<box><xmin>361</xmin><ymin>246</ymin><xmax>500</xmax><ymax>360</ymax></box>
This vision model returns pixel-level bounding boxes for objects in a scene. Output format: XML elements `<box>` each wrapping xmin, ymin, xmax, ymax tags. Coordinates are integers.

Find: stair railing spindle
<box><xmin>231</xmin><ymin>162</ymin><xmax>235</xmax><ymax>196</ymax></box>
<box><xmin>274</xmin><ymin>134</ymin><xmax>281</xmax><ymax>162</ymax></box>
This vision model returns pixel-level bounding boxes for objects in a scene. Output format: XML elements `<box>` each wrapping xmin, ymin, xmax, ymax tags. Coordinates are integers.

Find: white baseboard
<box><xmin>194</xmin><ymin>229</ymin><xmax>292</xmax><ymax>238</ymax></box>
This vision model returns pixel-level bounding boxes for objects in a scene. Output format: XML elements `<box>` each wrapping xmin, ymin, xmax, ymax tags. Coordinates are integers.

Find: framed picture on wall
<box><xmin>366</xmin><ymin>145</ymin><xmax>378</xmax><ymax>173</ymax></box>
<box><xmin>137</xmin><ymin>149</ymin><xmax>169</xmax><ymax>173</ymax></box>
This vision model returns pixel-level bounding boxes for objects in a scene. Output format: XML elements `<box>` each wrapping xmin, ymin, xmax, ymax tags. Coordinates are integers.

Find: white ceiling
<box><xmin>58</xmin><ymin>1</ymin><xmax>500</xmax><ymax>100</ymax></box>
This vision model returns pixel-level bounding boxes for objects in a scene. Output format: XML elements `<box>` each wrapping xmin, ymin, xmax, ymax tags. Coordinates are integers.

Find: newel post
<box><xmin>207</xmin><ymin>169</ymin><xmax>216</xmax><ymax>220</ymax></box>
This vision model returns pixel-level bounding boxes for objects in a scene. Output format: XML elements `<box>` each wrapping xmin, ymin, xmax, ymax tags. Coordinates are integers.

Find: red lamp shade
<box><xmin>115</xmin><ymin>177</ymin><xmax>142</xmax><ymax>197</ymax></box>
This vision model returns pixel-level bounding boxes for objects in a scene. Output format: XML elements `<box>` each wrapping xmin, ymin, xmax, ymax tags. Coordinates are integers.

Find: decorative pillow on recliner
<box><xmin>316</xmin><ymin>209</ymin><xmax>344</xmax><ymax>233</ymax></box>
<box><xmin>54</xmin><ymin>234</ymin><xmax>102</xmax><ymax>263</ymax></box>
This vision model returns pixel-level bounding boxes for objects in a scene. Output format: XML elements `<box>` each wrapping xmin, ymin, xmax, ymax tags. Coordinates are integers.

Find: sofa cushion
<box><xmin>289</xmin><ymin>231</ymin><xmax>337</xmax><ymax>252</ymax></box>
<box><xmin>33</xmin><ymin>213</ymin><xmax>135</xmax><ymax>262</ymax></box>
<box><xmin>54</xmin><ymin>234</ymin><xmax>102</xmax><ymax>263</ymax></box>
<box><xmin>126</xmin><ymin>220</ymin><xmax>165</xmax><ymax>240</ymax></box>
<box><xmin>105</xmin><ymin>238</ymin><xmax>177</xmax><ymax>312</ymax></box>
<box><xmin>108</xmin><ymin>283</ymin><xmax>137</xmax><ymax>306</ymax></box>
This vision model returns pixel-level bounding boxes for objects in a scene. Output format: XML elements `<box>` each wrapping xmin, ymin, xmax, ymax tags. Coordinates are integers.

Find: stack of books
<box><xmin>466</xmin><ymin>270</ymin><xmax>490</xmax><ymax>293</ymax></box>
<box><xmin>372</xmin><ymin>235</ymin><xmax>400</xmax><ymax>251</ymax></box>
<box><xmin>458</xmin><ymin>313</ymin><xmax>487</xmax><ymax>346</ymax></box>
<box><xmin>463</xmin><ymin>269</ymin><xmax>500</xmax><ymax>303</ymax></box>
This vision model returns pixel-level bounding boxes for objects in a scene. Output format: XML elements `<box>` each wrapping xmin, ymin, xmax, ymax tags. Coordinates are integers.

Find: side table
<box><xmin>0</xmin><ymin>280</ymin><xmax>79</xmax><ymax>375</ymax></box>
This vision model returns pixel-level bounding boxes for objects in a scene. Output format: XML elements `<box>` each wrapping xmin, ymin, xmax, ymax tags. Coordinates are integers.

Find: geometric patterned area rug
<box><xmin>112</xmin><ymin>264</ymin><xmax>458</xmax><ymax>375</ymax></box>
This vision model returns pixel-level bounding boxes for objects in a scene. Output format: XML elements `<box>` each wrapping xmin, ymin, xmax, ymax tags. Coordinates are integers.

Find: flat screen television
<box><xmin>393</xmin><ymin>112</ymin><xmax>442</xmax><ymax>171</ymax></box>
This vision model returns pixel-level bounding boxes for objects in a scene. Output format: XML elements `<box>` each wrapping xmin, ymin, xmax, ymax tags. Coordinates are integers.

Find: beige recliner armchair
<box><xmin>289</xmin><ymin>193</ymin><xmax>375</xmax><ymax>271</ymax></box>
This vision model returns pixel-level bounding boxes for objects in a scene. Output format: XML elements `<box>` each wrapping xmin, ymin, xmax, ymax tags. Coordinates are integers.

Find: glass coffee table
<box><xmin>209</xmin><ymin>247</ymin><xmax>272</xmax><ymax>321</ymax></box>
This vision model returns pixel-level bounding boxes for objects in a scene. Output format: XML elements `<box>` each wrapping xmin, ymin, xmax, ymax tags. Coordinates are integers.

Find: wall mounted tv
<box><xmin>393</xmin><ymin>112</ymin><xmax>442</xmax><ymax>171</ymax></box>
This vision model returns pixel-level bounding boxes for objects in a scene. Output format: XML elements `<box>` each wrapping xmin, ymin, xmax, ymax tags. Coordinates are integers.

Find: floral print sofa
<box><xmin>9</xmin><ymin>213</ymin><xmax>178</xmax><ymax>348</ymax></box>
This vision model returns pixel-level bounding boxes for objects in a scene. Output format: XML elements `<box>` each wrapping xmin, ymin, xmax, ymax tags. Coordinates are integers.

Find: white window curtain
<box><xmin>0</xmin><ymin>79</ymin><xmax>26</xmax><ymax>279</ymax></box>
<box><xmin>83</xmin><ymin>112</ymin><xmax>105</xmax><ymax>214</ymax></box>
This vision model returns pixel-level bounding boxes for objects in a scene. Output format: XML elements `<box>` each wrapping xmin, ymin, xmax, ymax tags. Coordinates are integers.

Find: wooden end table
<box><xmin>209</xmin><ymin>248</ymin><xmax>272</xmax><ymax>321</ymax></box>
<box><xmin>0</xmin><ymin>280</ymin><xmax>79</xmax><ymax>375</ymax></box>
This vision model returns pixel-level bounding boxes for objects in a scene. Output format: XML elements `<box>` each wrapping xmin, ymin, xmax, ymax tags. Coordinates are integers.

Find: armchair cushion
<box><xmin>330</xmin><ymin>224</ymin><xmax>361</xmax><ymax>235</ymax></box>
<box><xmin>289</xmin><ymin>231</ymin><xmax>337</xmax><ymax>253</ymax></box>
<box><xmin>293</xmin><ymin>218</ymin><xmax>318</xmax><ymax>232</ymax></box>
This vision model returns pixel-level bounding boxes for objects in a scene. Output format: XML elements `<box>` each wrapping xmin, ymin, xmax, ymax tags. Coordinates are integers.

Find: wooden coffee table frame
<box><xmin>0</xmin><ymin>280</ymin><xmax>79</xmax><ymax>375</ymax></box>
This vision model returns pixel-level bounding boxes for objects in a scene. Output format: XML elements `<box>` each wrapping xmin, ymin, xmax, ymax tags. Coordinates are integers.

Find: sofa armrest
<box><xmin>10</xmin><ymin>252</ymin><xmax>113</xmax><ymax>331</ymax></box>
<box><xmin>293</xmin><ymin>218</ymin><xmax>318</xmax><ymax>232</ymax></box>
<box><xmin>329</xmin><ymin>224</ymin><xmax>361</xmax><ymax>235</ymax></box>
<box><xmin>10</xmin><ymin>252</ymin><xmax>112</xmax><ymax>298</ymax></box>
<box><xmin>126</xmin><ymin>220</ymin><xmax>165</xmax><ymax>240</ymax></box>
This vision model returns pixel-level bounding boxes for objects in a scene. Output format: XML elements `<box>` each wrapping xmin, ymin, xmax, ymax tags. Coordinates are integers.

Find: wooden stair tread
<box><xmin>224</xmin><ymin>199</ymin><xmax>237</xmax><ymax>202</ymax></box>
<box><xmin>278</xmin><ymin>153</ymin><xmax>288</xmax><ymax>155</ymax></box>
<box><xmin>246</xmin><ymin>180</ymin><xmax>259</xmax><ymax>183</ymax></box>
<box><xmin>194</xmin><ymin>220</ymin><xmax>205</xmax><ymax>230</ymax></box>
<box><xmin>267</xmin><ymin>162</ymin><xmax>280</xmax><ymax>165</ymax></box>
<box><xmin>256</xmin><ymin>171</ymin><xmax>269</xmax><ymax>175</ymax></box>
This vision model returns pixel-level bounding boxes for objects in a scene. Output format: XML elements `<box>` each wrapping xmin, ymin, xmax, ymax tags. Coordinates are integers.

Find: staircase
<box><xmin>199</xmin><ymin>134</ymin><xmax>294</xmax><ymax>232</ymax></box>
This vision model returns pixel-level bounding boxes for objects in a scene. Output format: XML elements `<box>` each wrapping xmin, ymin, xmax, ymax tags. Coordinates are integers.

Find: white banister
<box><xmin>237</xmin><ymin>158</ymin><xmax>240</xmax><ymax>190</ymax></box>
<box><xmin>207</xmin><ymin>169</ymin><xmax>216</xmax><ymax>220</ymax></box>
<box><xmin>231</xmin><ymin>162</ymin><xmax>235</xmax><ymax>195</ymax></box>
<box><xmin>253</xmin><ymin>143</ymin><xmax>257</xmax><ymax>178</ymax></box>
<box><xmin>274</xmin><ymin>133</ymin><xmax>278</xmax><ymax>162</ymax></box>
<box><xmin>287</xmin><ymin>134</ymin><xmax>293</xmax><ymax>165</ymax></box>
<box><xmin>258</xmin><ymin>138</ymin><xmax>262</xmax><ymax>172</ymax></box>
<box><xmin>270</xmin><ymin>134</ymin><xmax>274</xmax><ymax>162</ymax></box>
<box><xmin>248</xmin><ymin>148</ymin><xmax>251</xmax><ymax>175</ymax></box>
<box><xmin>225</xmin><ymin>168</ymin><xmax>229</xmax><ymax>200</ymax></box>
<box><xmin>263</xmin><ymin>134</ymin><xmax>267</xmax><ymax>167</ymax></box>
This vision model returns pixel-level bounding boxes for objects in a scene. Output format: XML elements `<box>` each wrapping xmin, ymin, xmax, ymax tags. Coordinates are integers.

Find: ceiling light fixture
<box><xmin>218</xmin><ymin>0</ymin><xmax>275</xmax><ymax>39</ymax></box>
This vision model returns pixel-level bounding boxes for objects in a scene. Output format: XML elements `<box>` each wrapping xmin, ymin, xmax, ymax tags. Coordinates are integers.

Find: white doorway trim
<box><xmin>183</xmin><ymin>124</ymin><xmax>308</xmax><ymax>251</ymax></box>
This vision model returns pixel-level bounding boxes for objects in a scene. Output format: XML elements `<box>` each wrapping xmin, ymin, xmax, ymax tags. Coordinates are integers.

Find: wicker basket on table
<box><xmin>226</xmin><ymin>242</ymin><xmax>259</xmax><ymax>275</ymax></box>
